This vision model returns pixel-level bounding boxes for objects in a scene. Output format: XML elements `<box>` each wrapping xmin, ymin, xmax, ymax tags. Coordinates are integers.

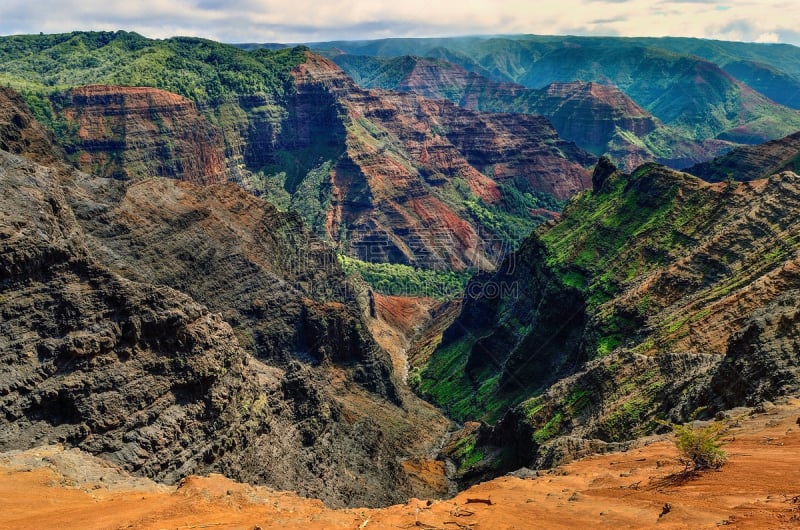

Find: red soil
<box><xmin>2</xmin><ymin>398</ymin><xmax>799</xmax><ymax>529</ymax></box>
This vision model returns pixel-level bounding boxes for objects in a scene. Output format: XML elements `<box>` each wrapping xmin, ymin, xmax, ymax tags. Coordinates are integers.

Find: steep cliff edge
<box><xmin>279</xmin><ymin>52</ymin><xmax>593</xmax><ymax>269</ymax></box>
<box><xmin>5</xmin><ymin>399</ymin><xmax>800</xmax><ymax>529</ymax></box>
<box><xmin>0</xmin><ymin>87</ymin><xmax>450</xmax><ymax>508</ymax></box>
<box><xmin>332</xmin><ymin>54</ymin><xmax>737</xmax><ymax>171</ymax></box>
<box><xmin>53</xmin><ymin>85</ymin><xmax>229</xmax><ymax>183</ymax></box>
<box><xmin>417</xmin><ymin>155</ymin><xmax>800</xmax><ymax>483</ymax></box>
<box><xmin>687</xmin><ymin>130</ymin><xmax>800</xmax><ymax>182</ymax></box>
<box><xmin>0</xmin><ymin>140</ymin><xmax>258</xmax><ymax>493</ymax></box>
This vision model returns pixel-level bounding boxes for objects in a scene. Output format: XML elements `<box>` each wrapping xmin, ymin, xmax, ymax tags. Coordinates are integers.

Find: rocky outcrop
<box><xmin>0</xmin><ymin>87</ymin><xmax>64</xmax><ymax>165</ymax></box>
<box><xmin>531</xmin><ymin>82</ymin><xmax>657</xmax><ymax>138</ymax></box>
<box><xmin>68</xmin><ymin>177</ymin><xmax>398</xmax><ymax>399</ymax></box>
<box><xmin>419</xmin><ymin>155</ymin><xmax>800</xmax><ymax>483</ymax></box>
<box><xmin>292</xmin><ymin>53</ymin><xmax>594</xmax><ymax>269</ymax></box>
<box><xmin>0</xmin><ymin>141</ymin><xmax>254</xmax><ymax>488</ymax></box>
<box><xmin>54</xmin><ymin>85</ymin><xmax>229</xmax><ymax>183</ymax></box>
<box><xmin>687</xmin><ymin>130</ymin><xmax>800</xmax><ymax>182</ymax></box>
<box><xmin>0</xmin><ymin>87</ymin><xmax>451</xmax><ymax>508</ymax></box>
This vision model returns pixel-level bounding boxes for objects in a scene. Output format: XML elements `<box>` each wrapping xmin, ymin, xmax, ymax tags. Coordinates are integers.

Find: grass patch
<box><xmin>338</xmin><ymin>255</ymin><xmax>471</xmax><ymax>299</ymax></box>
<box><xmin>533</xmin><ymin>412</ymin><xmax>563</xmax><ymax>444</ymax></box>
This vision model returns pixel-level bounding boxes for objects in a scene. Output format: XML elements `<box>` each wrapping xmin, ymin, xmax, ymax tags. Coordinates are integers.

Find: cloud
<box><xmin>755</xmin><ymin>32</ymin><xmax>780</xmax><ymax>43</ymax></box>
<box><xmin>590</xmin><ymin>17</ymin><xmax>628</xmax><ymax>25</ymax></box>
<box><xmin>0</xmin><ymin>0</ymin><xmax>797</xmax><ymax>46</ymax></box>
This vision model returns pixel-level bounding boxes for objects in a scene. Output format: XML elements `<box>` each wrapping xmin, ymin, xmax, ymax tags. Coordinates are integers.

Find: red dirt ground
<box><xmin>2</xmin><ymin>397</ymin><xmax>799</xmax><ymax>530</ymax></box>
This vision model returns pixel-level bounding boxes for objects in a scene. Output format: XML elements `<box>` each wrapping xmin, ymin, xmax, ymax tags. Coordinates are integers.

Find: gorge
<box><xmin>1</xmin><ymin>29</ymin><xmax>799</xmax><ymax>527</ymax></box>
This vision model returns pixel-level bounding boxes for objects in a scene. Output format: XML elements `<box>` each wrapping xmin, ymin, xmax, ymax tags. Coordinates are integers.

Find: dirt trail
<box><xmin>2</xmin><ymin>398</ymin><xmax>799</xmax><ymax>530</ymax></box>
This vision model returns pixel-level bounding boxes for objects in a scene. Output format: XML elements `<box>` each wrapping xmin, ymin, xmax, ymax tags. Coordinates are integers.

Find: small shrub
<box><xmin>672</xmin><ymin>421</ymin><xmax>727</xmax><ymax>470</ymax></box>
<box><xmin>662</xmin><ymin>409</ymin><xmax>728</xmax><ymax>470</ymax></box>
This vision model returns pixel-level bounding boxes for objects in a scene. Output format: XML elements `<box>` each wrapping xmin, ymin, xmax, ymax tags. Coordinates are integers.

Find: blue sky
<box><xmin>1</xmin><ymin>0</ymin><xmax>798</xmax><ymax>45</ymax></box>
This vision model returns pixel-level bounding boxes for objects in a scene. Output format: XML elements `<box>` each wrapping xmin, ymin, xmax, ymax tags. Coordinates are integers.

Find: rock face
<box><xmin>522</xmin><ymin>81</ymin><xmax>658</xmax><ymax>150</ymax></box>
<box><xmin>687</xmin><ymin>130</ymin><xmax>800</xmax><ymax>182</ymax></box>
<box><xmin>0</xmin><ymin>87</ymin><xmax>64</xmax><ymax>165</ymax></box>
<box><xmin>67</xmin><ymin>177</ymin><xmax>394</xmax><ymax>393</ymax></box>
<box><xmin>333</xmin><ymin>55</ymin><xmax>683</xmax><ymax>171</ymax></box>
<box><xmin>54</xmin><ymin>85</ymin><xmax>229</xmax><ymax>183</ymax></box>
<box><xmin>418</xmin><ymin>154</ymin><xmax>800</xmax><ymax>482</ymax></box>
<box><xmin>0</xmin><ymin>136</ymin><xmax>252</xmax><ymax>489</ymax></box>
<box><xmin>0</xmin><ymin>87</ymin><xmax>451</xmax><ymax>508</ymax></box>
<box><xmin>42</xmin><ymin>51</ymin><xmax>593</xmax><ymax>271</ymax></box>
<box><xmin>286</xmin><ymin>53</ymin><xmax>593</xmax><ymax>270</ymax></box>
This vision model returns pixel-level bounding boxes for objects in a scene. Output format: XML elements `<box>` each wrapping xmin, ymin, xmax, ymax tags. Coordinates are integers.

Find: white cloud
<box><xmin>0</xmin><ymin>0</ymin><xmax>797</xmax><ymax>45</ymax></box>
<box><xmin>755</xmin><ymin>31</ymin><xmax>780</xmax><ymax>43</ymax></box>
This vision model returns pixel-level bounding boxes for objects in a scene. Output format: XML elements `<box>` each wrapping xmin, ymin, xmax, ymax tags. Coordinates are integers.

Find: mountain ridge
<box><xmin>0</xmin><ymin>33</ymin><xmax>596</xmax><ymax>272</ymax></box>
<box><xmin>0</xmin><ymin>84</ymin><xmax>452</xmax><ymax>509</ymax></box>
<box><xmin>416</xmin><ymin>154</ymin><xmax>800</xmax><ymax>482</ymax></box>
<box><xmin>312</xmin><ymin>35</ymin><xmax>800</xmax><ymax>150</ymax></box>
<box><xmin>331</xmin><ymin>53</ymin><xmax>737</xmax><ymax>171</ymax></box>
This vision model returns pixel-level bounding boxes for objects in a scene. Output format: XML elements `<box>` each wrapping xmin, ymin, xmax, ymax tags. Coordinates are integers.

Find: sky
<box><xmin>0</xmin><ymin>0</ymin><xmax>798</xmax><ymax>46</ymax></box>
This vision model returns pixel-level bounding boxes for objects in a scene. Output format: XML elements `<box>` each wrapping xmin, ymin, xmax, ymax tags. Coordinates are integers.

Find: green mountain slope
<box><xmin>312</xmin><ymin>35</ymin><xmax>800</xmax><ymax>146</ymax></box>
<box><xmin>0</xmin><ymin>31</ymin><xmax>304</xmax><ymax>101</ymax></box>
<box><xmin>415</xmin><ymin>154</ymin><xmax>800</xmax><ymax>481</ymax></box>
<box><xmin>331</xmin><ymin>54</ymin><xmax>735</xmax><ymax>171</ymax></box>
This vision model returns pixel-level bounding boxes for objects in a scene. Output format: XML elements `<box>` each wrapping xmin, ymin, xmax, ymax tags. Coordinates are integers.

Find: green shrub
<box><xmin>673</xmin><ymin>421</ymin><xmax>727</xmax><ymax>470</ymax></box>
<box><xmin>665</xmin><ymin>415</ymin><xmax>728</xmax><ymax>470</ymax></box>
<box><xmin>338</xmin><ymin>254</ymin><xmax>471</xmax><ymax>299</ymax></box>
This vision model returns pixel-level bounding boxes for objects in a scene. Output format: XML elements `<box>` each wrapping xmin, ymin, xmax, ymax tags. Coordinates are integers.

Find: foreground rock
<box><xmin>2</xmin><ymin>397</ymin><xmax>798</xmax><ymax>529</ymax></box>
<box><xmin>418</xmin><ymin>154</ymin><xmax>800</xmax><ymax>483</ymax></box>
<box><xmin>0</xmin><ymin>85</ymin><xmax>450</xmax><ymax>508</ymax></box>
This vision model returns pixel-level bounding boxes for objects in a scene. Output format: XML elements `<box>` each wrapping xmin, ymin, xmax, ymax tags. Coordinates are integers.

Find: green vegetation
<box><xmin>338</xmin><ymin>255</ymin><xmax>470</xmax><ymax>299</ymax></box>
<box><xmin>253</xmin><ymin>140</ymin><xmax>343</xmax><ymax>237</ymax></box>
<box><xmin>0</xmin><ymin>31</ymin><xmax>307</xmax><ymax>107</ymax></box>
<box><xmin>533</xmin><ymin>412</ymin><xmax>563</xmax><ymax>444</ymax></box>
<box><xmin>538</xmin><ymin>164</ymin><xmax>717</xmax><ymax>357</ymax></box>
<box><xmin>672</xmin><ymin>421</ymin><xmax>728</xmax><ymax>470</ymax></box>
<box><xmin>602</xmin><ymin>396</ymin><xmax>652</xmax><ymax>440</ymax></box>
<box><xmin>447</xmin><ymin>431</ymin><xmax>485</xmax><ymax>473</ymax></box>
<box><xmin>522</xmin><ymin>387</ymin><xmax>594</xmax><ymax>445</ymax></box>
<box><xmin>413</xmin><ymin>338</ymin><xmax>518</xmax><ymax>422</ymax></box>
<box><xmin>465</xmin><ymin>183</ymin><xmax>565</xmax><ymax>246</ymax></box>
<box><xmin>661</xmin><ymin>409</ymin><xmax>728</xmax><ymax>471</ymax></box>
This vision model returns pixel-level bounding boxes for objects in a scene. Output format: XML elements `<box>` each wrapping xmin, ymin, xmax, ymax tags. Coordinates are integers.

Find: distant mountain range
<box><xmin>328</xmin><ymin>54</ymin><xmax>723</xmax><ymax>171</ymax></box>
<box><xmin>308</xmin><ymin>34</ymin><xmax>800</xmax><ymax>106</ymax></box>
<box><xmin>306</xmin><ymin>35</ymin><xmax>800</xmax><ymax>169</ymax></box>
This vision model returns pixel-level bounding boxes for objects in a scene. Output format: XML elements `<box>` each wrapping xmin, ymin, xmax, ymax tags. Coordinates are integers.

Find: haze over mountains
<box><xmin>1</xmin><ymin>29</ymin><xmax>800</xmax><ymax>524</ymax></box>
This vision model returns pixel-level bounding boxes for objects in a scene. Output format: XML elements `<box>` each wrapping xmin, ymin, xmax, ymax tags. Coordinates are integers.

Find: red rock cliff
<box><xmin>58</xmin><ymin>85</ymin><xmax>228</xmax><ymax>184</ymax></box>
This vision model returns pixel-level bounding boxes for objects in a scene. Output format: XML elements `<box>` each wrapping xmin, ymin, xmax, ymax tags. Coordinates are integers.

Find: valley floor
<box><xmin>2</xmin><ymin>397</ymin><xmax>799</xmax><ymax>530</ymax></box>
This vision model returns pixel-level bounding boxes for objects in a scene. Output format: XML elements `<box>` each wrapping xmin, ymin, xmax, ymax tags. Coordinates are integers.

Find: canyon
<box><xmin>0</xmin><ymin>86</ymin><xmax>450</xmax><ymax>508</ymax></box>
<box><xmin>420</xmin><ymin>153</ymin><xmax>800</xmax><ymax>483</ymax></box>
<box><xmin>2</xmin><ymin>29</ymin><xmax>800</xmax><ymax>527</ymax></box>
<box><xmin>6</xmin><ymin>33</ymin><xmax>595</xmax><ymax>271</ymax></box>
<box><xmin>332</xmin><ymin>54</ymin><xmax>728</xmax><ymax>172</ymax></box>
